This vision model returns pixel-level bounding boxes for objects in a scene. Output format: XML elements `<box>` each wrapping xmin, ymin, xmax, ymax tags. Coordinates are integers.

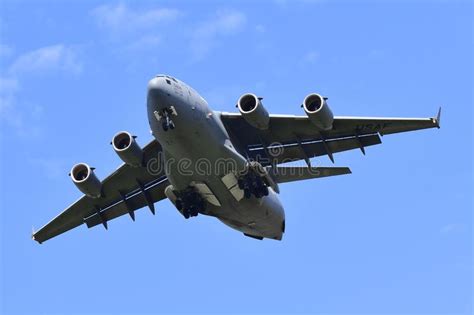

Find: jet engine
<box><xmin>302</xmin><ymin>93</ymin><xmax>334</xmax><ymax>130</ymax></box>
<box><xmin>237</xmin><ymin>93</ymin><xmax>270</xmax><ymax>130</ymax></box>
<box><xmin>70</xmin><ymin>163</ymin><xmax>102</xmax><ymax>198</ymax></box>
<box><xmin>112</xmin><ymin>131</ymin><xmax>144</xmax><ymax>167</ymax></box>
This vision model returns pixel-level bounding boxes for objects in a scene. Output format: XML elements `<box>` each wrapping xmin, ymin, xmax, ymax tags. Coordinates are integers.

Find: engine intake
<box><xmin>237</xmin><ymin>93</ymin><xmax>269</xmax><ymax>130</ymax></box>
<box><xmin>70</xmin><ymin>163</ymin><xmax>102</xmax><ymax>198</ymax></box>
<box><xmin>112</xmin><ymin>131</ymin><xmax>144</xmax><ymax>167</ymax></box>
<box><xmin>303</xmin><ymin>93</ymin><xmax>334</xmax><ymax>130</ymax></box>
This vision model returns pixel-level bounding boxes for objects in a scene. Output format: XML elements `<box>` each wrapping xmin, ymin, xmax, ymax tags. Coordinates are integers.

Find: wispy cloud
<box><xmin>125</xmin><ymin>35</ymin><xmax>161</xmax><ymax>52</ymax></box>
<box><xmin>9</xmin><ymin>44</ymin><xmax>82</xmax><ymax>75</ymax></box>
<box><xmin>0</xmin><ymin>43</ymin><xmax>14</xmax><ymax>57</ymax></box>
<box><xmin>190</xmin><ymin>10</ymin><xmax>247</xmax><ymax>60</ymax></box>
<box><xmin>0</xmin><ymin>76</ymin><xmax>43</xmax><ymax>137</ymax></box>
<box><xmin>28</xmin><ymin>157</ymin><xmax>68</xmax><ymax>180</ymax></box>
<box><xmin>0</xmin><ymin>77</ymin><xmax>19</xmax><ymax>94</ymax></box>
<box><xmin>255</xmin><ymin>24</ymin><xmax>266</xmax><ymax>34</ymax></box>
<box><xmin>90</xmin><ymin>3</ymin><xmax>182</xmax><ymax>55</ymax></box>
<box><xmin>1</xmin><ymin>44</ymin><xmax>82</xmax><ymax>136</ymax></box>
<box><xmin>0</xmin><ymin>77</ymin><xmax>20</xmax><ymax>121</ymax></box>
<box><xmin>91</xmin><ymin>3</ymin><xmax>182</xmax><ymax>35</ymax></box>
<box><xmin>204</xmin><ymin>84</ymin><xmax>244</xmax><ymax>108</ymax></box>
<box><xmin>0</xmin><ymin>76</ymin><xmax>19</xmax><ymax>107</ymax></box>
<box><xmin>440</xmin><ymin>223</ymin><xmax>465</xmax><ymax>234</ymax></box>
<box><xmin>368</xmin><ymin>49</ymin><xmax>385</xmax><ymax>60</ymax></box>
<box><xmin>275</xmin><ymin>0</ymin><xmax>326</xmax><ymax>6</ymax></box>
<box><xmin>302</xmin><ymin>50</ymin><xmax>320</xmax><ymax>64</ymax></box>
<box><xmin>90</xmin><ymin>5</ymin><xmax>246</xmax><ymax>61</ymax></box>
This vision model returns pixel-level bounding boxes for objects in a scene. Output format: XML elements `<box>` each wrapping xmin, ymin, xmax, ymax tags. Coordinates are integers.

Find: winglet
<box><xmin>31</xmin><ymin>226</ymin><xmax>41</xmax><ymax>244</ymax></box>
<box><xmin>434</xmin><ymin>107</ymin><xmax>441</xmax><ymax>129</ymax></box>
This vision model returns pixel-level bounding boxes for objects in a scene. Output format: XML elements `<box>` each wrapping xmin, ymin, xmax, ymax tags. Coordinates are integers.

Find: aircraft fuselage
<box><xmin>146</xmin><ymin>75</ymin><xmax>285</xmax><ymax>240</ymax></box>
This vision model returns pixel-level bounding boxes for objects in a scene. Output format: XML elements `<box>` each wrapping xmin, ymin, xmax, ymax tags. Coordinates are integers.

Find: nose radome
<box><xmin>147</xmin><ymin>76</ymin><xmax>170</xmax><ymax>112</ymax></box>
<box><xmin>147</xmin><ymin>76</ymin><xmax>164</xmax><ymax>92</ymax></box>
<box><xmin>147</xmin><ymin>77</ymin><xmax>170</xmax><ymax>104</ymax></box>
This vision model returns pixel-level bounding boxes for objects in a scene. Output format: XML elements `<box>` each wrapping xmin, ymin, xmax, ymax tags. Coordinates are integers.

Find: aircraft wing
<box><xmin>33</xmin><ymin>139</ymin><xmax>168</xmax><ymax>244</ymax></box>
<box><xmin>219</xmin><ymin>108</ymin><xmax>441</xmax><ymax>166</ymax></box>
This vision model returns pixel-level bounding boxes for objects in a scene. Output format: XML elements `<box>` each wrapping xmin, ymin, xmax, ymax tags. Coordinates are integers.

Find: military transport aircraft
<box><xmin>33</xmin><ymin>75</ymin><xmax>441</xmax><ymax>243</ymax></box>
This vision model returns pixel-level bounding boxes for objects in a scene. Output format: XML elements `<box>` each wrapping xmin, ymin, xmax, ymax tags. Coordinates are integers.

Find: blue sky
<box><xmin>0</xmin><ymin>1</ymin><xmax>472</xmax><ymax>314</ymax></box>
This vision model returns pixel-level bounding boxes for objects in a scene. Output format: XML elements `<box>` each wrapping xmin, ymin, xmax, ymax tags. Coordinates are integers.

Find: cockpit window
<box><xmin>156</xmin><ymin>74</ymin><xmax>176</xmax><ymax>85</ymax></box>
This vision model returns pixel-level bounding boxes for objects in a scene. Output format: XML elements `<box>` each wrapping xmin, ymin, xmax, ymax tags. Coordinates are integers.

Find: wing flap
<box><xmin>84</xmin><ymin>177</ymin><xmax>169</xmax><ymax>229</ymax></box>
<box><xmin>248</xmin><ymin>133</ymin><xmax>381</xmax><ymax>165</ymax></box>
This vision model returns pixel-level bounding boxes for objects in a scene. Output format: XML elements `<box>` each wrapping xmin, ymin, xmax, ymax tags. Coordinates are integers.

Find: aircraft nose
<box><xmin>147</xmin><ymin>76</ymin><xmax>166</xmax><ymax>95</ymax></box>
<box><xmin>147</xmin><ymin>76</ymin><xmax>170</xmax><ymax>109</ymax></box>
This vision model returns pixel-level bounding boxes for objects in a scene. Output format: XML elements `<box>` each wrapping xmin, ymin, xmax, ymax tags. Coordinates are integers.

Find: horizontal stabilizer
<box><xmin>271</xmin><ymin>166</ymin><xmax>351</xmax><ymax>184</ymax></box>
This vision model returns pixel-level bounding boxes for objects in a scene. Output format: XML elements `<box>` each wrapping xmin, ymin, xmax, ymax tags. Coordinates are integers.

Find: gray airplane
<box><xmin>33</xmin><ymin>75</ymin><xmax>441</xmax><ymax>243</ymax></box>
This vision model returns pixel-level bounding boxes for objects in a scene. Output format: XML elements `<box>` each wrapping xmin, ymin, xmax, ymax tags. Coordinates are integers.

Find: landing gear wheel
<box><xmin>169</xmin><ymin>120</ymin><xmax>175</xmax><ymax>130</ymax></box>
<box><xmin>244</xmin><ymin>188</ymin><xmax>251</xmax><ymax>199</ymax></box>
<box><xmin>183</xmin><ymin>208</ymin><xmax>190</xmax><ymax>219</ymax></box>
<box><xmin>239</xmin><ymin>169</ymin><xmax>270</xmax><ymax>199</ymax></box>
<box><xmin>177</xmin><ymin>188</ymin><xmax>206</xmax><ymax>219</ymax></box>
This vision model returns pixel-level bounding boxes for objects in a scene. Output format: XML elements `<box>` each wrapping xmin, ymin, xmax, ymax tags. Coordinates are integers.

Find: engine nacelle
<box><xmin>302</xmin><ymin>93</ymin><xmax>334</xmax><ymax>130</ymax></box>
<box><xmin>70</xmin><ymin>163</ymin><xmax>102</xmax><ymax>198</ymax></box>
<box><xmin>112</xmin><ymin>131</ymin><xmax>144</xmax><ymax>167</ymax></box>
<box><xmin>237</xmin><ymin>93</ymin><xmax>270</xmax><ymax>130</ymax></box>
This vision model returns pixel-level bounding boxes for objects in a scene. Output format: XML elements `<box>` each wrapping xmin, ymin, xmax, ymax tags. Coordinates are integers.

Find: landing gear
<box><xmin>158</xmin><ymin>107</ymin><xmax>176</xmax><ymax>131</ymax></box>
<box><xmin>243</xmin><ymin>187</ymin><xmax>251</xmax><ymax>199</ymax></box>
<box><xmin>162</xmin><ymin>118</ymin><xmax>175</xmax><ymax>131</ymax></box>
<box><xmin>238</xmin><ymin>169</ymin><xmax>270</xmax><ymax>199</ymax></box>
<box><xmin>183</xmin><ymin>205</ymin><xmax>199</xmax><ymax>218</ymax></box>
<box><xmin>174</xmin><ymin>188</ymin><xmax>206</xmax><ymax>219</ymax></box>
